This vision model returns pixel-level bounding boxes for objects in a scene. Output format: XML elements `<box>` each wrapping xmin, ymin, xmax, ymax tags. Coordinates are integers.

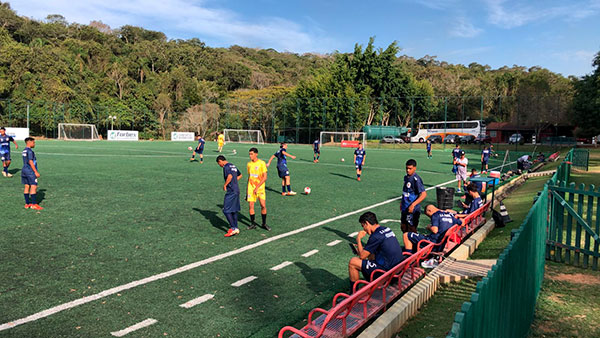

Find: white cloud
<box><xmin>411</xmin><ymin>0</ymin><xmax>460</xmax><ymax>10</ymax></box>
<box><xmin>485</xmin><ymin>0</ymin><xmax>600</xmax><ymax>28</ymax></box>
<box><xmin>8</xmin><ymin>0</ymin><xmax>336</xmax><ymax>53</ymax></box>
<box><xmin>552</xmin><ymin>50</ymin><xmax>596</xmax><ymax>63</ymax></box>
<box><xmin>449</xmin><ymin>17</ymin><xmax>483</xmax><ymax>38</ymax></box>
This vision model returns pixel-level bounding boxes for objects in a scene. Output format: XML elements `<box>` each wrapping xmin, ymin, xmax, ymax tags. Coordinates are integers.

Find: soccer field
<box><xmin>0</xmin><ymin>140</ymin><xmax>517</xmax><ymax>337</ymax></box>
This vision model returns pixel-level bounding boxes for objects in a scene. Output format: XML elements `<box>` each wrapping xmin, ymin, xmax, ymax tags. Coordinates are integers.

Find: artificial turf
<box><xmin>0</xmin><ymin>140</ymin><xmax>523</xmax><ymax>337</ymax></box>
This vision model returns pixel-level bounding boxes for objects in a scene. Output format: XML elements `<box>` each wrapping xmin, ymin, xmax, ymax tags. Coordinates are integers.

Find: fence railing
<box><xmin>445</xmin><ymin>150</ymin><xmax>576</xmax><ymax>337</ymax></box>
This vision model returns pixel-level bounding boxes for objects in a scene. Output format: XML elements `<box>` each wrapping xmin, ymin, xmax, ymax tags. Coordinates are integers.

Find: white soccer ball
<box><xmin>187</xmin><ymin>146</ymin><xmax>193</xmax><ymax>151</ymax></box>
<box><xmin>233</xmin><ymin>149</ymin><xmax>237</xmax><ymax>155</ymax></box>
<box><xmin>304</xmin><ymin>187</ymin><xmax>311</xmax><ymax>195</ymax></box>
<box><xmin>341</xmin><ymin>158</ymin><xmax>345</xmax><ymax>162</ymax></box>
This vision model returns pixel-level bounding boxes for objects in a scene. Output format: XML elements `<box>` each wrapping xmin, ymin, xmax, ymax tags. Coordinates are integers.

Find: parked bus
<box><xmin>410</xmin><ymin>120</ymin><xmax>485</xmax><ymax>143</ymax></box>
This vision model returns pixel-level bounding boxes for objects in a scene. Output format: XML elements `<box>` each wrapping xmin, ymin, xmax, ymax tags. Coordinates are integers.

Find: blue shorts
<box><xmin>195</xmin><ymin>147</ymin><xmax>204</xmax><ymax>154</ymax></box>
<box><xmin>355</xmin><ymin>163</ymin><xmax>363</xmax><ymax>170</ymax></box>
<box><xmin>223</xmin><ymin>192</ymin><xmax>240</xmax><ymax>214</ymax></box>
<box><xmin>0</xmin><ymin>152</ymin><xmax>10</xmax><ymax>162</ymax></box>
<box><xmin>361</xmin><ymin>260</ymin><xmax>385</xmax><ymax>280</ymax></box>
<box><xmin>21</xmin><ymin>174</ymin><xmax>38</xmax><ymax>186</ymax></box>
<box><xmin>277</xmin><ymin>166</ymin><xmax>290</xmax><ymax>178</ymax></box>
<box><xmin>482</xmin><ymin>159</ymin><xmax>489</xmax><ymax>165</ymax></box>
<box><xmin>401</xmin><ymin>210</ymin><xmax>421</xmax><ymax>232</ymax></box>
<box><xmin>406</xmin><ymin>232</ymin><xmax>433</xmax><ymax>245</ymax></box>
<box><xmin>314</xmin><ymin>149</ymin><xmax>320</xmax><ymax>154</ymax></box>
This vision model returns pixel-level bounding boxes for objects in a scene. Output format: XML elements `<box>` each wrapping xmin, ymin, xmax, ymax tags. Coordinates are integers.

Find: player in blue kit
<box><xmin>0</xmin><ymin>127</ymin><xmax>18</xmax><ymax>177</ymax></box>
<box><xmin>401</xmin><ymin>159</ymin><xmax>427</xmax><ymax>233</ymax></box>
<box><xmin>216</xmin><ymin>155</ymin><xmax>243</xmax><ymax>237</ymax></box>
<box><xmin>480</xmin><ymin>146</ymin><xmax>491</xmax><ymax>173</ymax></box>
<box><xmin>354</xmin><ymin>142</ymin><xmax>366</xmax><ymax>181</ymax></box>
<box><xmin>403</xmin><ymin>204</ymin><xmax>462</xmax><ymax>267</ymax></box>
<box><xmin>190</xmin><ymin>135</ymin><xmax>206</xmax><ymax>163</ymax></box>
<box><xmin>267</xmin><ymin>143</ymin><xmax>297</xmax><ymax>196</ymax></box>
<box><xmin>348</xmin><ymin>212</ymin><xmax>405</xmax><ymax>290</ymax></box>
<box><xmin>426</xmin><ymin>139</ymin><xmax>432</xmax><ymax>159</ymax></box>
<box><xmin>313</xmin><ymin>139</ymin><xmax>320</xmax><ymax>163</ymax></box>
<box><xmin>21</xmin><ymin>137</ymin><xmax>43</xmax><ymax>210</ymax></box>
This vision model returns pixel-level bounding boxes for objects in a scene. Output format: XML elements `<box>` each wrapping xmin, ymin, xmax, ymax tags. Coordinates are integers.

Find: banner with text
<box><xmin>108</xmin><ymin>130</ymin><xmax>139</xmax><ymax>141</ymax></box>
<box><xmin>171</xmin><ymin>132</ymin><xmax>195</xmax><ymax>141</ymax></box>
<box><xmin>5</xmin><ymin>127</ymin><xmax>30</xmax><ymax>140</ymax></box>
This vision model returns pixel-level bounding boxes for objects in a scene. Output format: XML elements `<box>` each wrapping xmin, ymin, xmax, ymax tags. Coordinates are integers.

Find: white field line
<box><xmin>179</xmin><ymin>294</ymin><xmax>214</xmax><ymax>309</ymax></box>
<box><xmin>110</xmin><ymin>318</ymin><xmax>157</xmax><ymax>337</ymax></box>
<box><xmin>0</xmin><ymin>161</ymin><xmax>515</xmax><ymax>332</ymax></box>
<box><xmin>327</xmin><ymin>240</ymin><xmax>342</xmax><ymax>246</ymax></box>
<box><xmin>231</xmin><ymin>276</ymin><xmax>258</xmax><ymax>287</ymax></box>
<box><xmin>380</xmin><ymin>219</ymin><xmax>403</xmax><ymax>224</ymax></box>
<box><xmin>348</xmin><ymin>232</ymin><xmax>359</xmax><ymax>238</ymax></box>
<box><xmin>270</xmin><ymin>261</ymin><xmax>294</xmax><ymax>271</ymax></box>
<box><xmin>301</xmin><ymin>250</ymin><xmax>319</xmax><ymax>258</ymax></box>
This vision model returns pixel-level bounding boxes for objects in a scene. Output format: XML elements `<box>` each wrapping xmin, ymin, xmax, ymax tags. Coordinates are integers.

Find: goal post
<box><xmin>223</xmin><ymin>129</ymin><xmax>265</xmax><ymax>144</ymax></box>
<box><xmin>58</xmin><ymin>123</ymin><xmax>100</xmax><ymax>141</ymax></box>
<box><xmin>319</xmin><ymin>131</ymin><xmax>367</xmax><ymax>148</ymax></box>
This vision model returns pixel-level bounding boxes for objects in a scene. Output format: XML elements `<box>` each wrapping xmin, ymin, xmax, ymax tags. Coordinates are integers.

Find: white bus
<box><xmin>410</xmin><ymin>120</ymin><xmax>485</xmax><ymax>143</ymax></box>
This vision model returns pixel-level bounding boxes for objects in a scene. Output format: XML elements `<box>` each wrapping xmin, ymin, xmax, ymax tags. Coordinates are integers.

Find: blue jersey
<box><xmin>481</xmin><ymin>149</ymin><xmax>490</xmax><ymax>161</ymax></box>
<box><xmin>21</xmin><ymin>147</ymin><xmax>37</xmax><ymax>175</ymax></box>
<box><xmin>274</xmin><ymin>148</ymin><xmax>287</xmax><ymax>168</ymax></box>
<box><xmin>430</xmin><ymin>211</ymin><xmax>462</xmax><ymax>243</ymax></box>
<box><xmin>313</xmin><ymin>140</ymin><xmax>319</xmax><ymax>151</ymax></box>
<box><xmin>470</xmin><ymin>174</ymin><xmax>483</xmax><ymax>192</ymax></box>
<box><xmin>464</xmin><ymin>196</ymin><xmax>483</xmax><ymax>214</ymax></box>
<box><xmin>452</xmin><ymin>147</ymin><xmax>461</xmax><ymax>159</ymax></box>
<box><xmin>0</xmin><ymin>135</ymin><xmax>14</xmax><ymax>154</ymax></box>
<box><xmin>197</xmin><ymin>138</ymin><xmax>205</xmax><ymax>149</ymax></box>
<box><xmin>354</xmin><ymin>148</ymin><xmax>366</xmax><ymax>164</ymax></box>
<box><xmin>401</xmin><ymin>173</ymin><xmax>426</xmax><ymax>212</ymax></box>
<box><xmin>363</xmin><ymin>226</ymin><xmax>405</xmax><ymax>270</ymax></box>
<box><xmin>222</xmin><ymin>162</ymin><xmax>242</xmax><ymax>194</ymax></box>
<box><xmin>426</xmin><ymin>141</ymin><xmax>431</xmax><ymax>151</ymax></box>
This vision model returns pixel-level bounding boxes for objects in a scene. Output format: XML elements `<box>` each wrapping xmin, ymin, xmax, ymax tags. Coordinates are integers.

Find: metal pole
<box><xmin>443</xmin><ymin>97</ymin><xmax>447</xmax><ymax>151</ymax></box>
<box><xmin>410</xmin><ymin>97</ymin><xmax>414</xmax><ymax>151</ymax></box>
<box><xmin>27</xmin><ymin>104</ymin><xmax>30</xmax><ymax>130</ymax></box>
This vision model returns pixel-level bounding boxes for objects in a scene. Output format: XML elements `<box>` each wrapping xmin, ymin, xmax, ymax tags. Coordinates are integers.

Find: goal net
<box><xmin>320</xmin><ymin>131</ymin><xmax>367</xmax><ymax>148</ymax></box>
<box><xmin>58</xmin><ymin>123</ymin><xmax>100</xmax><ymax>141</ymax></box>
<box><xmin>223</xmin><ymin>129</ymin><xmax>265</xmax><ymax>144</ymax></box>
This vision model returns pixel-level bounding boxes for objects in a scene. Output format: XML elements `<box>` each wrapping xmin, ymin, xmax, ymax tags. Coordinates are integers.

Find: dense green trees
<box><xmin>572</xmin><ymin>51</ymin><xmax>600</xmax><ymax>138</ymax></box>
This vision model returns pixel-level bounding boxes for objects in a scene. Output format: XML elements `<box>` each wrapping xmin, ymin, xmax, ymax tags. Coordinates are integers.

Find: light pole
<box><xmin>109</xmin><ymin>115</ymin><xmax>117</xmax><ymax>130</ymax></box>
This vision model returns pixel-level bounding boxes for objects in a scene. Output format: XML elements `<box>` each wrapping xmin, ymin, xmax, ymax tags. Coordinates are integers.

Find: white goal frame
<box><xmin>58</xmin><ymin>123</ymin><xmax>100</xmax><ymax>141</ymax></box>
<box><xmin>223</xmin><ymin>129</ymin><xmax>265</xmax><ymax>144</ymax></box>
<box><xmin>319</xmin><ymin>131</ymin><xmax>367</xmax><ymax>148</ymax></box>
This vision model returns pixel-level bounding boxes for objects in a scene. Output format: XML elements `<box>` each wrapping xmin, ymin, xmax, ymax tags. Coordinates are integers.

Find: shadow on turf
<box><xmin>193</xmin><ymin>206</ymin><xmax>250</xmax><ymax>232</ymax></box>
<box><xmin>8</xmin><ymin>168</ymin><xmax>20</xmax><ymax>175</ymax></box>
<box><xmin>323</xmin><ymin>226</ymin><xmax>354</xmax><ymax>242</ymax></box>
<box><xmin>36</xmin><ymin>189</ymin><xmax>46</xmax><ymax>204</ymax></box>
<box><xmin>295</xmin><ymin>262</ymin><xmax>344</xmax><ymax>293</ymax></box>
<box><xmin>329</xmin><ymin>172</ymin><xmax>356</xmax><ymax>180</ymax></box>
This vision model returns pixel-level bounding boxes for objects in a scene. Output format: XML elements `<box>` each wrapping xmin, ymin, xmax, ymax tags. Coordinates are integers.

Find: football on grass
<box><xmin>187</xmin><ymin>146</ymin><xmax>193</xmax><ymax>151</ymax></box>
<box><xmin>341</xmin><ymin>158</ymin><xmax>345</xmax><ymax>162</ymax></box>
<box><xmin>304</xmin><ymin>187</ymin><xmax>311</xmax><ymax>195</ymax></box>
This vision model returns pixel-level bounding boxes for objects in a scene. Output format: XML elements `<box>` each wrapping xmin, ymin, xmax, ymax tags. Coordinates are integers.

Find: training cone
<box><xmin>499</xmin><ymin>202</ymin><xmax>512</xmax><ymax>223</ymax></box>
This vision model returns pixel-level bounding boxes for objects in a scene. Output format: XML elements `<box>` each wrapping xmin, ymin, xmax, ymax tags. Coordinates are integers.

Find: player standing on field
<box><xmin>0</xmin><ymin>127</ymin><xmax>18</xmax><ymax>177</ymax></box>
<box><xmin>190</xmin><ymin>135</ymin><xmax>205</xmax><ymax>163</ymax></box>
<box><xmin>354</xmin><ymin>142</ymin><xmax>366</xmax><ymax>181</ymax></box>
<box><xmin>426</xmin><ymin>138</ymin><xmax>432</xmax><ymax>159</ymax></box>
<box><xmin>216</xmin><ymin>155</ymin><xmax>242</xmax><ymax>237</ymax></box>
<box><xmin>267</xmin><ymin>142</ymin><xmax>297</xmax><ymax>196</ymax></box>
<box><xmin>480</xmin><ymin>146</ymin><xmax>490</xmax><ymax>173</ymax></box>
<box><xmin>401</xmin><ymin>159</ymin><xmax>426</xmax><ymax>233</ymax></box>
<box><xmin>313</xmin><ymin>139</ymin><xmax>320</xmax><ymax>163</ymax></box>
<box><xmin>22</xmin><ymin>137</ymin><xmax>43</xmax><ymax>210</ymax></box>
<box><xmin>247</xmin><ymin>148</ymin><xmax>270</xmax><ymax>231</ymax></box>
<box><xmin>217</xmin><ymin>132</ymin><xmax>225</xmax><ymax>153</ymax></box>
<box><xmin>454</xmin><ymin>151</ymin><xmax>468</xmax><ymax>193</ymax></box>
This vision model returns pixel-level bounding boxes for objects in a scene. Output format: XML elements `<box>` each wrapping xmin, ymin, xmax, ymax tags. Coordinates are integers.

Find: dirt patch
<box><xmin>547</xmin><ymin>294</ymin><xmax>566</xmax><ymax>305</ymax></box>
<box><xmin>547</xmin><ymin>273</ymin><xmax>600</xmax><ymax>285</ymax></box>
<box><xmin>535</xmin><ymin>321</ymin><xmax>559</xmax><ymax>334</ymax></box>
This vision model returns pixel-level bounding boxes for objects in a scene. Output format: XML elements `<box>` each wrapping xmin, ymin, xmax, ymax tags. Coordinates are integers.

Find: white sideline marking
<box><xmin>380</xmin><ymin>219</ymin><xmax>402</xmax><ymax>224</ymax></box>
<box><xmin>110</xmin><ymin>318</ymin><xmax>157</xmax><ymax>337</ymax></box>
<box><xmin>231</xmin><ymin>276</ymin><xmax>258</xmax><ymax>287</ymax></box>
<box><xmin>327</xmin><ymin>240</ymin><xmax>342</xmax><ymax>246</ymax></box>
<box><xmin>348</xmin><ymin>232</ymin><xmax>359</xmax><ymax>238</ymax></box>
<box><xmin>270</xmin><ymin>261</ymin><xmax>294</xmax><ymax>271</ymax></box>
<box><xmin>179</xmin><ymin>294</ymin><xmax>214</xmax><ymax>309</ymax></box>
<box><xmin>302</xmin><ymin>250</ymin><xmax>319</xmax><ymax>257</ymax></box>
<box><xmin>0</xmin><ymin>161</ymin><xmax>516</xmax><ymax>332</ymax></box>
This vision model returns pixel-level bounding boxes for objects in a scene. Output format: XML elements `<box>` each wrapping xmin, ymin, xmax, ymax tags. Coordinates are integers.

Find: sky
<box><xmin>7</xmin><ymin>0</ymin><xmax>600</xmax><ymax>77</ymax></box>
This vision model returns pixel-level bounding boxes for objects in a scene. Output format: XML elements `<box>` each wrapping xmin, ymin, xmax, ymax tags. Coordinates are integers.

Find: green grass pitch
<box><xmin>0</xmin><ymin>140</ymin><xmax>517</xmax><ymax>337</ymax></box>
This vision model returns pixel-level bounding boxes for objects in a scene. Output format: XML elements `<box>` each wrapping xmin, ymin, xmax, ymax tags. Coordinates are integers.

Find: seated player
<box><xmin>452</xmin><ymin>183</ymin><xmax>483</xmax><ymax>218</ymax></box>
<box><xmin>517</xmin><ymin>154</ymin><xmax>531</xmax><ymax>172</ymax></box>
<box><xmin>313</xmin><ymin>138</ymin><xmax>320</xmax><ymax>163</ymax></box>
<box><xmin>402</xmin><ymin>205</ymin><xmax>462</xmax><ymax>267</ymax></box>
<box><xmin>190</xmin><ymin>135</ymin><xmax>205</xmax><ymax>163</ymax></box>
<box><xmin>348</xmin><ymin>212</ymin><xmax>405</xmax><ymax>290</ymax></box>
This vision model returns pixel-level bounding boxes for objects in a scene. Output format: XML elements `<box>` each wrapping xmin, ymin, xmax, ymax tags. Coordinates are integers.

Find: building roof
<box><xmin>486</xmin><ymin>122</ymin><xmax>533</xmax><ymax>131</ymax></box>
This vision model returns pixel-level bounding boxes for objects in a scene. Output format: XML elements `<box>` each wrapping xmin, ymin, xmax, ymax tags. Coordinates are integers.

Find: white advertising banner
<box><xmin>5</xmin><ymin>127</ymin><xmax>30</xmax><ymax>140</ymax></box>
<box><xmin>108</xmin><ymin>130</ymin><xmax>139</xmax><ymax>141</ymax></box>
<box><xmin>171</xmin><ymin>132</ymin><xmax>195</xmax><ymax>141</ymax></box>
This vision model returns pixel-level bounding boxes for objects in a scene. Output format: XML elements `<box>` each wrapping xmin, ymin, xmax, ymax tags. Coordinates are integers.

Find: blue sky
<box><xmin>8</xmin><ymin>0</ymin><xmax>600</xmax><ymax>77</ymax></box>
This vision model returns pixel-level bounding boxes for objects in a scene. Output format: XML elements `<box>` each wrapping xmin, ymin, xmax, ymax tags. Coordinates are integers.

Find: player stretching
<box><xmin>217</xmin><ymin>132</ymin><xmax>225</xmax><ymax>153</ymax></box>
<box><xmin>22</xmin><ymin>137</ymin><xmax>42</xmax><ymax>210</ymax></box>
<box><xmin>480</xmin><ymin>146</ymin><xmax>491</xmax><ymax>173</ymax></box>
<box><xmin>401</xmin><ymin>159</ymin><xmax>426</xmax><ymax>233</ymax></box>
<box><xmin>313</xmin><ymin>139</ymin><xmax>320</xmax><ymax>163</ymax></box>
<box><xmin>354</xmin><ymin>142</ymin><xmax>366</xmax><ymax>181</ymax></box>
<box><xmin>267</xmin><ymin>142</ymin><xmax>297</xmax><ymax>196</ymax></box>
<box><xmin>0</xmin><ymin>127</ymin><xmax>18</xmax><ymax>177</ymax></box>
<box><xmin>426</xmin><ymin>139</ymin><xmax>432</xmax><ymax>159</ymax></box>
<box><xmin>247</xmin><ymin>148</ymin><xmax>270</xmax><ymax>231</ymax></box>
<box><xmin>190</xmin><ymin>135</ymin><xmax>206</xmax><ymax>163</ymax></box>
<box><xmin>216</xmin><ymin>155</ymin><xmax>242</xmax><ymax>237</ymax></box>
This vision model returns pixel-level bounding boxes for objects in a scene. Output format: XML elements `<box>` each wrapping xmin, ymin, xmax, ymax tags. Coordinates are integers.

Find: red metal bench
<box><xmin>548</xmin><ymin>152</ymin><xmax>560</xmax><ymax>162</ymax></box>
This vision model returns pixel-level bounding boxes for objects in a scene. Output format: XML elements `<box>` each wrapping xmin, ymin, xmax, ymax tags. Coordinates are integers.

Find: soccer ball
<box><xmin>187</xmin><ymin>146</ymin><xmax>193</xmax><ymax>151</ymax></box>
<box><xmin>341</xmin><ymin>158</ymin><xmax>345</xmax><ymax>162</ymax></box>
<box><xmin>494</xmin><ymin>153</ymin><xmax>498</xmax><ymax>158</ymax></box>
<box><xmin>304</xmin><ymin>187</ymin><xmax>311</xmax><ymax>195</ymax></box>
<box><xmin>233</xmin><ymin>149</ymin><xmax>237</xmax><ymax>155</ymax></box>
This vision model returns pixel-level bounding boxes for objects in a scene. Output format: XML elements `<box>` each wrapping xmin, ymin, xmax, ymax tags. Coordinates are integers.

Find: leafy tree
<box><xmin>573</xmin><ymin>51</ymin><xmax>600</xmax><ymax>137</ymax></box>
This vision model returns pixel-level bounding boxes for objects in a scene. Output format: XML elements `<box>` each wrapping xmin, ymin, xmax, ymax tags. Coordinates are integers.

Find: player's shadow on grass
<box><xmin>36</xmin><ymin>189</ymin><xmax>46</xmax><ymax>204</ymax></box>
<box><xmin>8</xmin><ymin>168</ymin><xmax>20</xmax><ymax>175</ymax></box>
<box><xmin>329</xmin><ymin>172</ymin><xmax>355</xmax><ymax>180</ymax></box>
<box><xmin>322</xmin><ymin>226</ymin><xmax>353</xmax><ymax>242</ymax></box>
<box><xmin>265</xmin><ymin>186</ymin><xmax>282</xmax><ymax>194</ymax></box>
<box><xmin>295</xmin><ymin>262</ymin><xmax>345</xmax><ymax>293</ymax></box>
<box><xmin>297</xmin><ymin>158</ymin><xmax>314</xmax><ymax>163</ymax></box>
<box><xmin>193</xmin><ymin>206</ymin><xmax>250</xmax><ymax>232</ymax></box>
